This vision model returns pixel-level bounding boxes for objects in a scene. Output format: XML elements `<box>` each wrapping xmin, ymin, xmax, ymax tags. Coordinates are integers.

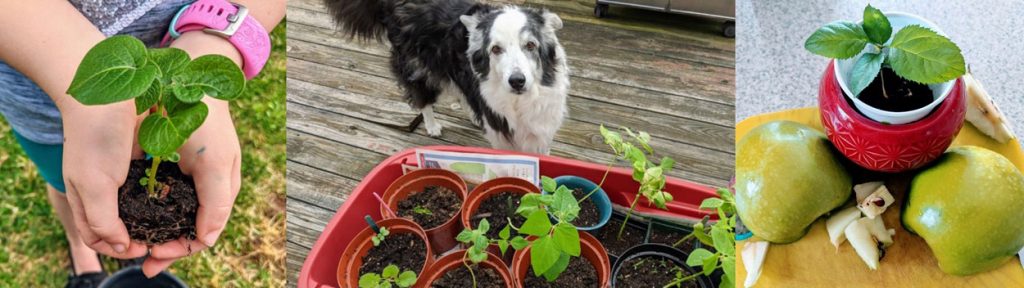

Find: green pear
<box><xmin>736</xmin><ymin>121</ymin><xmax>852</xmax><ymax>243</ymax></box>
<box><xmin>903</xmin><ymin>146</ymin><xmax>1024</xmax><ymax>275</ymax></box>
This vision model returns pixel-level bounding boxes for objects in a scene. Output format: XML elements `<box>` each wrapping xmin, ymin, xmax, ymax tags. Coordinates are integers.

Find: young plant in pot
<box><xmin>66</xmin><ymin>36</ymin><xmax>244</xmax><ymax>243</ymax></box>
<box><xmin>541</xmin><ymin>176</ymin><xmax>612</xmax><ymax>231</ymax></box>
<box><xmin>805</xmin><ymin>4</ymin><xmax>964</xmax><ymax>123</ymax></box>
<box><xmin>598</xmin><ymin>125</ymin><xmax>675</xmax><ymax>239</ymax></box>
<box><xmin>340</xmin><ymin>218</ymin><xmax>434</xmax><ymax>287</ymax></box>
<box><xmin>436</xmin><ymin>219</ymin><xmax>521</xmax><ymax>287</ymax></box>
<box><xmin>676</xmin><ymin>188</ymin><xmax>738</xmax><ymax>288</ymax></box>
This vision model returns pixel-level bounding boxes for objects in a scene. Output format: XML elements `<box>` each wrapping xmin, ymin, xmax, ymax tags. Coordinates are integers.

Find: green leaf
<box><xmin>397</xmin><ymin>271</ymin><xmax>417</xmax><ymax>287</ymax></box>
<box><xmin>520</xmin><ymin>210</ymin><xmax>552</xmax><ymax>237</ymax></box>
<box><xmin>541</xmin><ymin>176</ymin><xmax>557</xmax><ymax>192</ymax></box>
<box><xmin>542</xmin><ymin>253</ymin><xmax>571</xmax><ymax>282</ymax></box>
<box><xmin>722</xmin><ymin>257</ymin><xmax>736</xmax><ymax>285</ymax></box>
<box><xmin>659</xmin><ymin>156</ymin><xmax>675</xmax><ymax>174</ymax></box>
<box><xmin>711</xmin><ymin>225</ymin><xmax>735</xmax><ymax>255</ymax></box>
<box><xmin>469</xmin><ymin>248</ymin><xmax>488</xmax><ymax>263</ymax></box>
<box><xmin>849</xmin><ymin>52</ymin><xmax>885</xmax><ymax>97</ymax></box>
<box><xmin>510</xmin><ymin>236</ymin><xmax>529</xmax><ymax>250</ymax></box>
<box><xmin>382</xmin><ymin>265</ymin><xmax>399</xmax><ymax>278</ymax></box>
<box><xmin>380</xmin><ymin>282</ymin><xmax>392</xmax><ymax>288</ymax></box>
<box><xmin>359</xmin><ymin>273</ymin><xmax>381</xmax><ymax>288</ymax></box>
<box><xmin>478</xmin><ymin>218</ymin><xmax>491</xmax><ymax>233</ymax></box>
<box><xmin>530</xmin><ymin>236</ymin><xmax>559</xmax><ymax>277</ymax></box>
<box><xmin>686</xmin><ymin>248</ymin><xmax>715</xmax><ymax>267</ymax></box>
<box><xmin>499</xmin><ymin>224</ymin><xmax>511</xmax><ymax>240</ymax></box>
<box><xmin>498</xmin><ymin>239</ymin><xmax>509</xmax><ymax>256</ymax></box>
<box><xmin>148</xmin><ymin>48</ymin><xmax>190</xmax><ymax>83</ymax></box>
<box><xmin>167</xmin><ymin>101</ymin><xmax>208</xmax><ymax>139</ymax></box>
<box><xmin>702</xmin><ymin>253</ymin><xmax>719</xmax><ymax>276</ymax></box>
<box><xmin>67</xmin><ymin>35</ymin><xmax>159</xmax><ymax>105</ymax></box>
<box><xmin>862</xmin><ymin>4</ymin><xmax>892</xmax><ymax>44</ymax></box>
<box><xmin>456</xmin><ymin>229</ymin><xmax>474</xmax><ymax>243</ymax></box>
<box><xmin>888</xmin><ymin>25</ymin><xmax>965</xmax><ymax>84</ymax></box>
<box><xmin>692</xmin><ymin>223</ymin><xmax>714</xmax><ymax>247</ymax></box>
<box><xmin>516</xmin><ymin>194</ymin><xmax>543</xmax><ymax>217</ymax></box>
<box><xmin>700</xmin><ymin>198</ymin><xmax>724</xmax><ymax>210</ymax></box>
<box><xmin>135</xmin><ymin>81</ymin><xmax>161</xmax><ymax>115</ymax></box>
<box><xmin>551</xmin><ymin>188</ymin><xmax>580</xmax><ymax>222</ymax></box>
<box><xmin>552</xmin><ymin>222</ymin><xmax>580</xmax><ymax>256</ymax></box>
<box><xmin>167</xmin><ymin>152</ymin><xmax>181</xmax><ymax>163</ymax></box>
<box><xmin>719</xmin><ymin>276</ymin><xmax>735</xmax><ymax>288</ymax></box>
<box><xmin>138</xmin><ymin>114</ymin><xmax>185</xmax><ymax>157</ymax></box>
<box><xmin>171</xmin><ymin>54</ymin><xmax>244</xmax><ymax>103</ymax></box>
<box><xmin>804</xmin><ymin>21</ymin><xmax>869</xmax><ymax>59</ymax></box>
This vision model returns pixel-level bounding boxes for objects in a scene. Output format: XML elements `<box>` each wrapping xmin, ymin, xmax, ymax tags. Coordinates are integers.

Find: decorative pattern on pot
<box><xmin>381</xmin><ymin>168</ymin><xmax>468</xmax><ymax>253</ymax></box>
<box><xmin>819</xmin><ymin>61</ymin><xmax>966</xmax><ymax>173</ymax></box>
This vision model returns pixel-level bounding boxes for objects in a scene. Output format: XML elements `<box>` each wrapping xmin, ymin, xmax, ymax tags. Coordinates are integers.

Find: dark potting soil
<box><xmin>397</xmin><ymin>185</ymin><xmax>461</xmax><ymax>229</ymax></box>
<box><xmin>855</xmin><ymin>67</ymin><xmax>934</xmax><ymax>113</ymax></box>
<box><xmin>522</xmin><ymin>255</ymin><xmax>600</xmax><ymax>287</ymax></box>
<box><xmin>119</xmin><ymin>159</ymin><xmax>198</xmax><ymax>244</ymax></box>
<box><xmin>649</xmin><ymin>225</ymin><xmax>697</xmax><ymax>252</ymax></box>
<box><xmin>359</xmin><ymin>233</ymin><xmax>427</xmax><ymax>277</ymax></box>
<box><xmin>471</xmin><ymin>192</ymin><xmax>525</xmax><ymax>239</ymax></box>
<box><xmin>616</xmin><ymin>256</ymin><xmax>697</xmax><ymax>288</ymax></box>
<box><xmin>431</xmin><ymin>264</ymin><xmax>506</xmax><ymax>288</ymax></box>
<box><xmin>572</xmin><ymin>188</ymin><xmax>600</xmax><ymax>228</ymax></box>
<box><xmin>589</xmin><ymin>217</ymin><xmax>645</xmax><ymax>257</ymax></box>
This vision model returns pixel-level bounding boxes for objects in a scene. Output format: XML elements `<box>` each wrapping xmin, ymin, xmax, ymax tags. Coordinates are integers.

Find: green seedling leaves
<box><xmin>371</xmin><ymin>227</ymin><xmax>389</xmax><ymax>247</ymax></box>
<box><xmin>551</xmin><ymin>187</ymin><xmax>580</xmax><ymax>223</ymax></box>
<box><xmin>136</xmin><ymin>82</ymin><xmax>161</xmax><ymax>115</ymax></box>
<box><xmin>382</xmin><ymin>265</ymin><xmax>399</xmax><ymax>278</ymax></box>
<box><xmin>148</xmin><ymin>48</ymin><xmax>190</xmax><ymax>84</ymax></box>
<box><xmin>849</xmin><ymin>52</ymin><xmax>885</xmax><ymax>97</ymax></box>
<box><xmin>804</xmin><ymin>21</ymin><xmax>869</xmax><ymax>59</ymax></box>
<box><xmin>552</xmin><ymin>222</ymin><xmax>580</xmax><ymax>256</ymax></box>
<box><xmin>172</xmin><ymin>55</ymin><xmax>244</xmax><ymax>102</ymax></box>
<box><xmin>67</xmin><ymin>35</ymin><xmax>159</xmax><ymax>105</ymax></box>
<box><xmin>358</xmin><ymin>273</ymin><xmax>381</xmax><ymax>288</ymax></box>
<box><xmin>685</xmin><ymin>188</ymin><xmax>737</xmax><ymax>287</ymax></box>
<box><xmin>138</xmin><ymin>115</ymin><xmax>186</xmax><ymax>157</ymax></box>
<box><xmin>888</xmin><ymin>25</ymin><xmax>965</xmax><ymax>84</ymax></box>
<box><xmin>686</xmin><ymin>248</ymin><xmax>715</xmax><ymax>267</ymax></box>
<box><xmin>396</xmin><ymin>271</ymin><xmax>417</xmax><ymax>287</ymax></box>
<box><xmin>510</xmin><ymin>236</ymin><xmax>529</xmax><ymax>250</ymax></box>
<box><xmin>711</xmin><ymin>225</ymin><xmax>734</xmax><ymax>255</ymax></box>
<box><xmin>700</xmin><ymin>198</ymin><xmax>724</xmax><ymax>210</ymax></box>
<box><xmin>168</xmin><ymin>101</ymin><xmax>209</xmax><ymax>139</ymax></box>
<box><xmin>516</xmin><ymin>193</ymin><xmax>543</xmax><ymax>217</ymax></box>
<box><xmin>862</xmin><ymin>5</ymin><xmax>892</xmax><ymax>44</ymax></box>
<box><xmin>542</xmin><ymin>253</ymin><xmax>571</xmax><ymax>282</ymax></box>
<box><xmin>529</xmin><ymin>235</ymin><xmax>559</xmax><ymax>277</ymax></box>
<box><xmin>541</xmin><ymin>176</ymin><xmax>557</xmax><ymax>192</ymax></box>
<box><xmin>359</xmin><ymin>264</ymin><xmax>416</xmax><ymax>288</ymax></box>
<box><xmin>520</xmin><ymin>210</ymin><xmax>552</xmax><ymax>237</ymax></box>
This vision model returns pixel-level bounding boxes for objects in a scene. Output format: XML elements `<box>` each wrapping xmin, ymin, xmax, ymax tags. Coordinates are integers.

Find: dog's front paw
<box><xmin>425</xmin><ymin>121</ymin><xmax>443</xmax><ymax>137</ymax></box>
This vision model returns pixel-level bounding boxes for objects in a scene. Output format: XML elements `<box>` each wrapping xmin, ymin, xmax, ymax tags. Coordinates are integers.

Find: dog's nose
<box><xmin>508</xmin><ymin>73</ymin><xmax>526</xmax><ymax>90</ymax></box>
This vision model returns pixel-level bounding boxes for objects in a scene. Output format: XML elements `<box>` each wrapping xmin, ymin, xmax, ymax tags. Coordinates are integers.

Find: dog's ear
<box><xmin>460</xmin><ymin>14</ymin><xmax>480</xmax><ymax>31</ymax></box>
<box><xmin>542</xmin><ymin>10</ymin><xmax>563</xmax><ymax>30</ymax></box>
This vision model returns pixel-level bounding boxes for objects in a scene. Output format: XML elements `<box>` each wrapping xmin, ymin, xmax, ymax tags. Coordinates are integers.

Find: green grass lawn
<box><xmin>0</xmin><ymin>23</ymin><xmax>287</xmax><ymax>287</ymax></box>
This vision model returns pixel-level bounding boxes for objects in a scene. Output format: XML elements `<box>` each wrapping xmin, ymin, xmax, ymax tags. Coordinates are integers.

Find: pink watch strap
<box><xmin>163</xmin><ymin>0</ymin><xmax>271</xmax><ymax>79</ymax></box>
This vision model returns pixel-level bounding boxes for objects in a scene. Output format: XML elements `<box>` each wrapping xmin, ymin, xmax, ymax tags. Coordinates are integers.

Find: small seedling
<box><xmin>514</xmin><ymin>180</ymin><xmax>583</xmax><ymax>282</ymax></box>
<box><xmin>371</xmin><ymin>227</ymin><xmax>390</xmax><ymax>247</ymax></box>
<box><xmin>675</xmin><ymin>188</ymin><xmax>737</xmax><ymax>288</ymax></box>
<box><xmin>411</xmin><ymin>205</ymin><xmax>433</xmax><ymax>216</ymax></box>
<box><xmin>661</xmin><ymin>265</ymin><xmax>689</xmax><ymax>288</ymax></box>
<box><xmin>599</xmin><ymin>125</ymin><xmax>675</xmax><ymax>239</ymax></box>
<box><xmin>804</xmin><ymin>4</ymin><xmax>964</xmax><ymax>97</ymax></box>
<box><xmin>455</xmin><ymin>219</ymin><xmax>525</xmax><ymax>288</ymax></box>
<box><xmin>358</xmin><ymin>264</ymin><xmax>417</xmax><ymax>288</ymax></box>
<box><xmin>66</xmin><ymin>35</ymin><xmax>245</xmax><ymax>198</ymax></box>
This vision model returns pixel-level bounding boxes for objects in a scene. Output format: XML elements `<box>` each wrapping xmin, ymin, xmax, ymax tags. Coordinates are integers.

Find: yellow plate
<box><xmin>735</xmin><ymin>107</ymin><xmax>1024</xmax><ymax>287</ymax></box>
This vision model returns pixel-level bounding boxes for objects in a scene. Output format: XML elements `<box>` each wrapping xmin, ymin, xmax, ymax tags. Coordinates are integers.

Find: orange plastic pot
<box><xmin>460</xmin><ymin>177</ymin><xmax>540</xmax><ymax>264</ymax></box>
<box><xmin>381</xmin><ymin>168</ymin><xmax>468</xmax><ymax>253</ymax></box>
<box><xmin>418</xmin><ymin>250</ymin><xmax>515</xmax><ymax>288</ymax></box>
<box><xmin>337</xmin><ymin>218</ymin><xmax>435</xmax><ymax>288</ymax></box>
<box><xmin>511</xmin><ymin>232</ymin><xmax>611</xmax><ymax>287</ymax></box>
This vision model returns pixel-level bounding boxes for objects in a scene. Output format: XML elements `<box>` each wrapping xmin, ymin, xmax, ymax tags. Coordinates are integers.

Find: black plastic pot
<box><xmin>98</xmin><ymin>267</ymin><xmax>187</xmax><ymax>288</ymax></box>
<box><xmin>611</xmin><ymin>243</ymin><xmax>714</xmax><ymax>288</ymax></box>
<box><xmin>645</xmin><ymin>218</ymin><xmax>700</xmax><ymax>250</ymax></box>
<box><xmin>586</xmin><ymin>210</ymin><xmax>649</xmax><ymax>264</ymax></box>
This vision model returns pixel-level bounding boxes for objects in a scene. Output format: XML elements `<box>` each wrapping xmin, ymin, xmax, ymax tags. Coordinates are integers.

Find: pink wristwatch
<box><xmin>162</xmin><ymin>0</ymin><xmax>271</xmax><ymax>79</ymax></box>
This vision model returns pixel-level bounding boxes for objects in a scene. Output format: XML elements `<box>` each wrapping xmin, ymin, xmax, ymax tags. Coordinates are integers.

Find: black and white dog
<box><xmin>324</xmin><ymin>0</ymin><xmax>570</xmax><ymax>154</ymax></box>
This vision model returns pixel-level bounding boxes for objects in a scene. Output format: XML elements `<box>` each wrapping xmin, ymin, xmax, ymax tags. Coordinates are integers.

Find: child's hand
<box><xmin>144</xmin><ymin>98</ymin><xmax>242</xmax><ymax>277</ymax></box>
<box><xmin>61</xmin><ymin>100</ymin><xmax>150</xmax><ymax>259</ymax></box>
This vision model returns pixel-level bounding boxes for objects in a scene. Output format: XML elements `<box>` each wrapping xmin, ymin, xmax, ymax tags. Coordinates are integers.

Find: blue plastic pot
<box><xmin>545</xmin><ymin>175</ymin><xmax>612</xmax><ymax>231</ymax></box>
<box><xmin>99</xmin><ymin>267</ymin><xmax>187</xmax><ymax>288</ymax></box>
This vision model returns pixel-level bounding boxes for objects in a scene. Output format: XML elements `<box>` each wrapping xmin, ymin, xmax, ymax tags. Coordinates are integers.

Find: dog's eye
<box><xmin>525</xmin><ymin>41</ymin><xmax>537</xmax><ymax>51</ymax></box>
<box><xmin>491</xmin><ymin>45</ymin><xmax>503</xmax><ymax>55</ymax></box>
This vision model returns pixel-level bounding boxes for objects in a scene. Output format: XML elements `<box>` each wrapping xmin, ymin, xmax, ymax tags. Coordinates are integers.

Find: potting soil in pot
<box><xmin>649</xmin><ymin>225</ymin><xmax>696</xmax><ymax>252</ymax></box>
<box><xmin>397</xmin><ymin>185</ymin><xmax>461</xmax><ymax>229</ymax></box>
<box><xmin>471</xmin><ymin>192</ymin><xmax>525</xmax><ymax>239</ymax></box>
<box><xmin>119</xmin><ymin>159</ymin><xmax>198</xmax><ymax>244</ymax></box>
<box><xmin>571</xmin><ymin>188</ymin><xmax>600</xmax><ymax>227</ymax></box>
<box><xmin>358</xmin><ymin>233</ymin><xmax>427</xmax><ymax>276</ymax></box>
<box><xmin>616</xmin><ymin>256</ymin><xmax>697</xmax><ymax>288</ymax></box>
<box><xmin>431</xmin><ymin>264</ymin><xmax>506</xmax><ymax>288</ymax></box>
<box><xmin>522</xmin><ymin>256</ymin><xmax>600</xmax><ymax>287</ymax></box>
<box><xmin>589</xmin><ymin>217</ymin><xmax>645</xmax><ymax>257</ymax></box>
<box><xmin>854</xmin><ymin>67</ymin><xmax>934</xmax><ymax>112</ymax></box>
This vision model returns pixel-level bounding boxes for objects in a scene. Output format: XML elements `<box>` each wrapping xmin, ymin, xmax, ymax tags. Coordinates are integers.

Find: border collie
<box><xmin>324</xmin><ymin>0</ymin><xmax>570</xmax><ymax>154</ymax></box>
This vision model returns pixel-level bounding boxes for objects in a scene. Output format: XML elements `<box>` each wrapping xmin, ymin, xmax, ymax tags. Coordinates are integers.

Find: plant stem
<box><xmin>880</xmin><ymin>70</ymin><xmax>890</xmax><ymax>99</ymax></box>
<box><xmin>616</xmin><ymin>194</ymin><xmax>643</xmax><ymax>240</ymax></box>
<box><xmin>462</xmin><ymin>253</ymin><xmax>478</xmax><ymax>288</ymax></box>
<box><xmin>147</xmin><ymin>155</ymin><xmax>161</xmax><ymax>198</ymax></box>
<box><xmin>672</xmin><ymin>233</ymin><xmax>694</xmax><ymax>248</ymax></box>
<box><xmin>661</xmin><ymin>264</ymin><xmax>722</xmax><ymax>288</ymax></box>
<box><xmin>579</xmin><ymin>164</ymin><xmax>614</xmax><ymax>204</ymax></box>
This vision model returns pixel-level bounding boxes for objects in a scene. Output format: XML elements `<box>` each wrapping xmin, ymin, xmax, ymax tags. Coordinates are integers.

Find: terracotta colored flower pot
<box><xmin>460</xmin><ymin>177</ymin><xmax>540</xmax><ymax>264</ymax></box>
<box><xmin>337</xmin><ymin>218</ymin><xmax>435</xmax><ymax>288</ymax></box>
<box><xmin>511</xmin><ymin>232</ymin><xmax>611</xmax><ymax>287</ymax></box>
<box><xmin>819</xmin><ymin>61</ymin><xmax>966</xmax><ymax>173</ymax></box>
<box><xmin>419</xmin><ymin>250</ymin><xmax>515</xmax><ymax>288</ymax></box>
<box><xmin>381</xmin><ymin>168</ymin><xmax>468</xmax><ymax>253</ymax></box>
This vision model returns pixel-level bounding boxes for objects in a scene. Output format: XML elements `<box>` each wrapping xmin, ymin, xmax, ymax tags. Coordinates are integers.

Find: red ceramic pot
<box><xmin>337</xmin><ymin>218</ymin><xmax>435</xmax><ymax>288</ymax></box>
<box><xmin>818</xmin><ymin>61</ymin><xmax>966</xmax><ymax>173</ymax></box>
<box><xmin>511</xmin><ymin>232</ymin><xmax>611</xmax><ymax>287</ymax></box>
<box><xmin>418</xmin><ymin>250</ymin><xmax>515</xmax><ymax>288</ymax></box>
<box><xmin>381</xmin><ymin>168</ymin><xmax>468</xmax><ymax>254</ymax></box>
<box><xmin>461</xmin><ymin>177</ymin><xmax>540</xmax><ymax>264</ymax></box>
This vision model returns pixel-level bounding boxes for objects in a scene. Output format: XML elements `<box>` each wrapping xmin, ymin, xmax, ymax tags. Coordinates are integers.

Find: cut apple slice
<box><xmin>742</xmin><ymin>240</ymin><xmax>769</xmax><ymax>288</ymax></box>
<box><xmin>854</xmin><ymin>181</ymin><xmax>884</xmax><ymax>203</ymax></box>
<box><xmin>964</xmin><ymin>72</ymin><xmax>1015</xmax><ymax>143</ymax></box>
<box><xmin>861</xmin><ymin>217</ymin><xmax>894</xmax><ymax>248</ymax></box>
<box><xmin>845</xmin><ymin>218</ymin><xmax>880</xmax><ymax>270</ymax></box>
<box><xmin>826</xmin><ymin>206</ymin><xmax>861</xmax><ymax>249</ymax></box>
<box><xmin>858</xmin><ymin>185</ymin><xmax>894</xmax><ymax>219</ymax></box>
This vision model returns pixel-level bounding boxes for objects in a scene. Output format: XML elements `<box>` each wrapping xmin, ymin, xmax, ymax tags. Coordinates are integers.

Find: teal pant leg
<box><xmin>12</xmin><ymin>130</ymin><xmax>65</xmax><ymax>192</ymax></box>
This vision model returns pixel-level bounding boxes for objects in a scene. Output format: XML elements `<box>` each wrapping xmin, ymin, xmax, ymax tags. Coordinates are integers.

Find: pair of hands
<box><xmin>60</xmin><ymin>95</ymin><xmax>241</xmax><ymax>277</ymax></box>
